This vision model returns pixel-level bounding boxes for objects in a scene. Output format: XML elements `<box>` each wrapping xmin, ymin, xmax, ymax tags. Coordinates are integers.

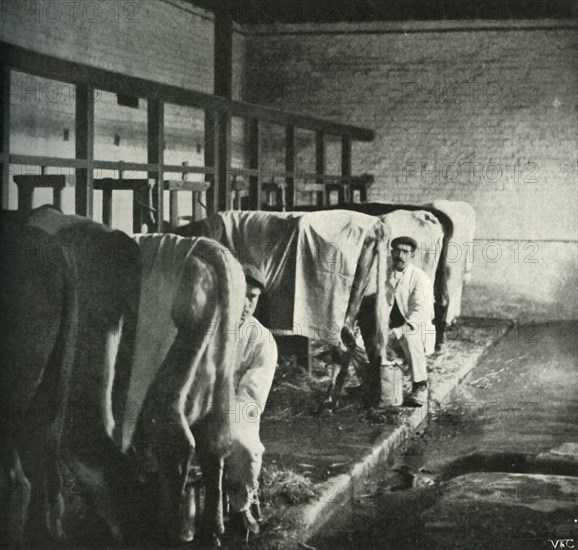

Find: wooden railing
<box><xmin>1</xmin><ymin>41</ymin><xmax>375</xmax><ymax>227</ymax></box>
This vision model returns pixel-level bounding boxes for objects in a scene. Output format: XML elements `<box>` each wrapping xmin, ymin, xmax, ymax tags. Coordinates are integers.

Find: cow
<box><xmin>3</xmin><ymin>206</ymin><xmax>247</xmax><ymax>545</ymax></box>
<box><xmin>25</xmin><ymin>206</ymin><xmax>143</xmax><ymax>542</ymax></box>
<box><xmin>173</xmin><ymin>209</ymin><xmax>391</xmax><ymax>412</ymax></box>
<box><xmin>122</xmin><ymin>233</ymin><xmax>246</xmax><ymax>544</ymax></box>
<box><xmin>276</xmin><ymin>201</ymin><xmax>475</xmax><ymax>349</ymax></box>
<box><xmin>0</xmin><ymin>214</ymin><xmax>77</xmax><ymax>547</ymax></box>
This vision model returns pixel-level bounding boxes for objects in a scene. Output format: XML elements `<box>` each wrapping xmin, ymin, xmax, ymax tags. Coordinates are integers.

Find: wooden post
<box><xmin>217</xmin><ymin>111</ymin><xmax>231</xmax><ymax>212</ymax></box>
<box><xmin>102</xmin><ymin>181</ymin><xmax>113</xmax><ymax>227</ymax></box>
<box><xmin>341</xmin><ymin>134</ymin><xmax>352</xmax><ymax>204</ymax></box>
<box><xmin>315</xmin><ymin>130</ymin><xmax>325</xmax><ymax>206</ymax></box>
<box><xmin>191</xmin><ymin>167</ymin><xmax>202</xmax><ymax>221</ymax></box>
<box><xmin>204</xmin><ymin>110</ymin><xmax>218</xmax><ymax>215</ymax></box>
<box><xmin>129</xmin><ymin>171</ymin><xmax>142</xmax><ymax>233</ymax></box>
<box><xmin>16</xmin><ymin>181</ymin><xmax>33</xmax><ymax>213</ymax></box>
<box><xmin>1</xmin><ymin>66</ymin><xmax>9</xmax><ymax>210</ymax></box>
<box><xmin>285</xmin><ymin>125</ymin><xmax>295</xmax><ymax>211</ymax></box>
<box><xmin>148</xmin><ymin>99</ymin><xmax>164</xmax><ymax>232</ymax></box>
<box><xmin>52</xmin><ymin>174</ymin><xmax>64</xmax><ymax>209</ymax></box>
<box><xmin>214</xmin><ymin>2</ymin><xmax>233</xmax><ymax>99</ymax></box>
<box><xmin>248</xmin><ymin>117</ymin><xmax>261</xmax><ymax>210</ymax></box>
<box><xmin>75</xmin><ymin>84</ymin><xmax>94</xmax><ymax>217</ymax></box>
<box><xmin>170</xmin><ymin>161</ymin><xmax>187</xmax><ymax>227</ymax></box>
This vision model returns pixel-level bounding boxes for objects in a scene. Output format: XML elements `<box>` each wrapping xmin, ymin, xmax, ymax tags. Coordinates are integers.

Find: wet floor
<box><xmin>310</xmin><ymin>321</ymin><xmax>578</xmax><ymax>550</ymax></box>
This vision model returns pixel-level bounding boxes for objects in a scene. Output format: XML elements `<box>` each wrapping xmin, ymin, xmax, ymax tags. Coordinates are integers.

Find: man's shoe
<box><xmin>405</xmin><ymin>385</ymin><xmax>428</xmax><ymax>407</ymax></box>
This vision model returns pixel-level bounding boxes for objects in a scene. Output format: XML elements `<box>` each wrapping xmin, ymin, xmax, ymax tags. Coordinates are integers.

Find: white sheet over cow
<box><xmin>121</xmin><ymin>233</ymin><xmax>245</xmax><ymax>451</ymax></box>
<box><xmin>214</xmin><ymin>210</ymin><xmax>386</xmax><ymax>342</ymax></box>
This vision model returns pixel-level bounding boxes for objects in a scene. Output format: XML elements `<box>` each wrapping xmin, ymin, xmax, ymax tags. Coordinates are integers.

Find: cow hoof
<box><xmin>177</xmin><ymin>528</ymin><xmax>195</xmax><ymax>543</ymax></box>
<box><xmin>241</xmin><ymin>510</ymin><xmax>259</xmax><ymax>535</ymax></box>
<box><xmin>46</xmin><ymin>495</ymin><xmax>65</xmax><ymax>541</ymax></box>
<box><xmin>197</xmin><ymin>519</ymin><xmax>225</xmax><ymax>541</ymax></box>
<box><xmin>318</xmin><ymin>401</ymin><xmax>336</xmax><ymax>416</ymax></box>
<box><xmin>195</xmin><ymin>530</ymin><xmax>221</xmax><ymax>548</ymax></box>
<box><xmin>46</xmin><ymin>514</ymin><xmax>65</xmax><ymax>542</ymax></box>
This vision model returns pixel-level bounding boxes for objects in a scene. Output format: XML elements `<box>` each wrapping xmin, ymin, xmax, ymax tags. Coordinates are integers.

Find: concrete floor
<box><xmin>311</xmin><ymin>321</ymin><xmax>578</xmax><ymax>550</ymax></box>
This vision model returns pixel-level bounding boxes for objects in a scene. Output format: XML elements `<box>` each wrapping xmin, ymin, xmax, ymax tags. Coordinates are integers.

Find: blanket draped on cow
<box><xmin>184</xmin><ymin>210</ymin><xmax>385</xmax><ymax>343</ymax></box>
<box><xmin>121</xmin><ymin>234</ymin><xmax>245</xmax><ymax>454</ymax></box>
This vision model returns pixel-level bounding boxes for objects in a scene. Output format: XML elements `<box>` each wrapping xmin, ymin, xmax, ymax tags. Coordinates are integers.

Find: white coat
<box><xmin>226</xmin><ymin>316</ymin><xmax>277</xmax><ymax>513</ymax></box>
<box><xmin>385</xmin><ymin>263</ymin><xmax>436</xmax><ymax>356</ymax></box>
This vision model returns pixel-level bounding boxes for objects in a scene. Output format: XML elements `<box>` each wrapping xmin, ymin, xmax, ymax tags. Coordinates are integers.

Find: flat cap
<box><xmin>391</xmin><ymin>236</ymin><xmax>418</xmax><ymax>252</ymax></box>
<box><xmin>243</xmin><ymin>264</ymin><xmax>267</xmax><ymax>291</ymax></box>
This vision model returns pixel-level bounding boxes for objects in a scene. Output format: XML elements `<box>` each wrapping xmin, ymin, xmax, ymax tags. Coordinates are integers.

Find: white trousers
<box><xmin>391</xmin><ymin>324</ymin><xmax>428</xmax><ymax>384</ymax></box>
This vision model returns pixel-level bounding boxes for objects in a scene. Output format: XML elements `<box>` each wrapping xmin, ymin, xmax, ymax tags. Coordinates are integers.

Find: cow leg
<box><xmin>151</xmin><ymin>422</ymin><xmax>194</xmax><ymax>543</ymax></box>
<box><xmin>155</xmin><ymin>431</ymin><xmax>197</xmax><ymax>544</ymax></box>
<box><xmin>194</xmin><ymin>423</ymin><xmax>225</xmax><ymax>543</ymax></box>
<box><xmin>356</xmin><ymin>296</ymin><xmax>383</xmax><ymax>408</ymax></box>
<box><xmin>25</xmin><ymin>424</ymin><xmax>65</xmax><ymax>544</ymax></box>
<box><xmin>324</xmin><ymin>349</ymin><xmax>351</xmax><ymax>411</ymax></box>
<box><xmin>434</xmin><ymin>303</ymin><xmax>448</xmax><ymax>351</ymax></box>
<box><xmin>43</xmin><ymin>423</ymin><xmax>65</xmax><ymax>542</ymax></box>
<box><xmin>1</xmin><ymin>449</ymin><xmax>31</xmax><ymax>547</ymax></box>
<box><xmin>64</xmin><ymin>423</ymin><xmax>142</xmax><ymax>544</ymax></box>
<box><xmin>322</xmin><ymin>359</ymin><xmax>338</xmax><ymax>410</ymax></box>
<box><xmin>37</xmin><ymin>351</ymin><xmax>72</xmax><ymax>543</ymax></box>
<box><xmin>179</xmin><ymin>475</ymin><xmax>199</xmax><ymax>543</ymax></box>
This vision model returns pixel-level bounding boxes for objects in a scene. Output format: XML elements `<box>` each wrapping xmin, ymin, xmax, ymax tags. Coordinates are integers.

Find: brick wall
<box><xmin>1</xmin><ymin>0</ymin><xmax>247</xmax><ymax>231</ymax></box>
<box><xmin>2</xmin><ymin>8</ymin><xmax>576</xmax><ymax>320</ymax></box>
<box><xmin>245</xmin><ymin>20</ymin><xmax>578</xmax><ymax>321</ymax></box>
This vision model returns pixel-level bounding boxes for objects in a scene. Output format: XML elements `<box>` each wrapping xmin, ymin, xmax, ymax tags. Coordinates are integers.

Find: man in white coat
<box><xmin>226</xmin><ymin>265</ymin><xmax>277</xmax><ymax>535</ymax></box>
<box><xmin>386</xmin><ymin>236</ymin><xmax>436</xmax><ymax>407</ymax></box>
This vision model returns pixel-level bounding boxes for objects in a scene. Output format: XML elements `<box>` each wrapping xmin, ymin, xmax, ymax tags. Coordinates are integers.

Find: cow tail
<box><xmin>374</xmin><ymin>224</ymin><xmax>389</xmax><ymax>362</ymax></box>
<box><xmin>43</xmin><ymin>247</ymin><xmax>78</xmax><ymax>451</ymax></box>
<box><xmin>198</xmin><ymin>238</ymin><xmax>245</xmax><ymax>455</ymax></box>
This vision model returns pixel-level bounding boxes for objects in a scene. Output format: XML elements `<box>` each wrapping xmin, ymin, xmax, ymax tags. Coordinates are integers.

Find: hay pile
<box><xmin>260</xmin><ymin>466</ymin><xmax>320</xmax><ymax>506</ymax></box>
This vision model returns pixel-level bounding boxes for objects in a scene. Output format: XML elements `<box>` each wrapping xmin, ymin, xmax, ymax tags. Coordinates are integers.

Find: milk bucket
<box><xmin>380</xmin><ymin>364</ymin><xmax>403</xmax><ymax>406</ymax></box>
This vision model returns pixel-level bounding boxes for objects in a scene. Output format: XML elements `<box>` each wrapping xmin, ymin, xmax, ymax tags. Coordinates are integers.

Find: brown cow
<box><xmin>0</xmin><ymin>214</ymin><xmax>77</xmax><ymax>546</ymax></box>
<box><xmin>26</xmin><ymin>206</ymin><xmax>143</xmax><ymax>542</ymax></box>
